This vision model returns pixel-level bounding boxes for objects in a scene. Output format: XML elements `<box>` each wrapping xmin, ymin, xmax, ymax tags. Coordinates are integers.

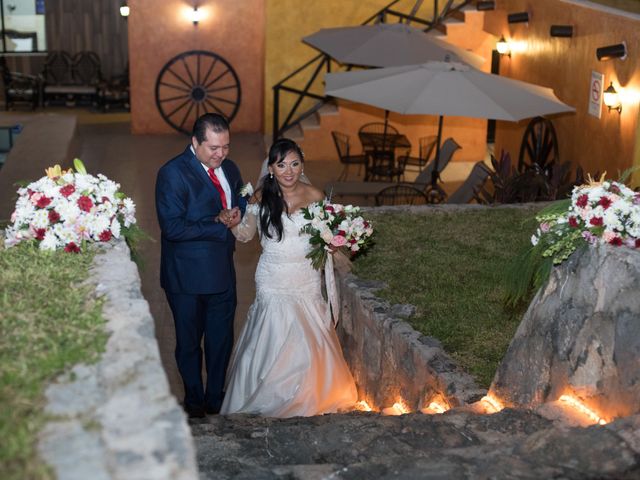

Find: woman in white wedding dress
<box><xmin>219</xmin><ymin>138</ymin><xmax>358</xmax><ymax>417</ymax></box>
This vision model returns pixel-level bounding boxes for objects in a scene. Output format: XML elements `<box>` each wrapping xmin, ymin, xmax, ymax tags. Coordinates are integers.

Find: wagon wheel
<box><xmin>155</xmin><ymin>50</ymin><xmax>241</xmax><ymax>135</ymax></box>
<box><xmin>517</xmin><ymin>116</ymin><xmax>559</xmax><ymax>175</ymax></box>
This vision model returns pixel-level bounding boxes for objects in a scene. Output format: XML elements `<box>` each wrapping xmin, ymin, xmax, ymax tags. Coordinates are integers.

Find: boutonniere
<box><xmin>239</xmin><ymin>182</ymin><xmax>254</xmax><ymax>198</ymax></box>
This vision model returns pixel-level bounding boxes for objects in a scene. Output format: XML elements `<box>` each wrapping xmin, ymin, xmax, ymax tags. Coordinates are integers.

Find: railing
<box><xmin>272</xmin><ymin>0</ymin><xmax>473</xmax><ymax>142</ymax></box>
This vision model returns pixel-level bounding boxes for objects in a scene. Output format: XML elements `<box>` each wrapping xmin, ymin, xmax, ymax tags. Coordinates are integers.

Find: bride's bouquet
<box><xmin>300</xmin><ymin>201</ymin><xmax>374</xmax><ymax>270</ymax></box>
<box><xmin>4</xmin><ymin>158</ymin><xmax>137</xmax><ymax>252</ymax></box>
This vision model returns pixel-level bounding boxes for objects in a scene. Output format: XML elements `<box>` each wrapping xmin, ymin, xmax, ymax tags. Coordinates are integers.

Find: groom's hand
<box><xmin>217</xmin><ymin>207</ymin><xmax>241</xmax><ymax>228</ymax></box>
<box><xmin>227</xmin><ymin>207</ymin><xmax>241</xmax><ymax>228</ymax></box>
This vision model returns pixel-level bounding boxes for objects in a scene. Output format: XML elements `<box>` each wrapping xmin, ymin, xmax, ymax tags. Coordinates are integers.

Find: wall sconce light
<box><xmin>496</xmin><ymin>35</ymin><xmax>511</xmax><ymax>57</ymax></box>
<box><xmin>188</xmin><ymin>6</ymin><xmax>203</xmax><ymax>25</ymax></box>
<box><xmin>550</xmin><ymin>25</ymin><xmax>573</xmax><ymax>37</ymax></box>
<box><xmin>596</xmin><ymin>42</ymin><xmax>627</xmax><ymax>61</ymax></box>
<box><xmin>119</xmin><ymin>1</ymin><xmax>130</xmax><ymax>17</ymax></box>
<box><xmin>603</xmin><ymin>82</ymin><xmax>622</xmax><ymax>113</ymax></box>
<box><xmin>476</xmin><ymin>1</ymin><xmax>495</xmax><ymax>10</ymax></box>
<box><xmin>508</xmin><ymin>12</ymin><xmax>529</xmax><ymax>24</ymax></box>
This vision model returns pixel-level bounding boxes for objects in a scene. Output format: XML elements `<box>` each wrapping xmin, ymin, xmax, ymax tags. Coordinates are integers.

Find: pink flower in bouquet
<box><xmin>330</xmin><ymin>235</ymin><xmax>347</xmax><ymax>248</ymax></box>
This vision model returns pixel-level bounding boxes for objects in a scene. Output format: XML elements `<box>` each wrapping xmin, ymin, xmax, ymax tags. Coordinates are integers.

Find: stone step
<box><xmin>300</xmin><ymin>113</ymin><xmax>321</xmax><ymax>130</ymax></box>
<box><xmin>190</xmin><ymin>408</ymin><xmax>640</xmax><ymax>479</ymax></box>
<box><xmin>435</xmin><ymin>16</ymin><xmax>466</xmax><ymax>35</ymax></box>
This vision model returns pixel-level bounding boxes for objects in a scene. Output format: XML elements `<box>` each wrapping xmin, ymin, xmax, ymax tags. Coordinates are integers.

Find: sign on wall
<box><xmin>589</xmin><ymin>71</ymin><xmax>604</xmax><ymax>119</ymax></box>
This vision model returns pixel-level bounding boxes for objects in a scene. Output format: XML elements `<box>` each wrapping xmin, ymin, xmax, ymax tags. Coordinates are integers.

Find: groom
<box><xmin>155</xmin><ymin>113</ymin><xmax>245</xmax><ymax>418</ymax></box>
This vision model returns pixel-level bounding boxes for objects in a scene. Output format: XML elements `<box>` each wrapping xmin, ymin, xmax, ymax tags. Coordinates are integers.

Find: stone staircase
<box><xmin>191</xmin><ymin>409</ymin><xmax>640</xmax><ymax>479</ymax></box>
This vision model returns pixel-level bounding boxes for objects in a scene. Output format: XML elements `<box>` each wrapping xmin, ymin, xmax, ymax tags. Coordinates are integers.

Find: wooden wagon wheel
<box><xmin>517</xmin><ymin>116</ymin><xmax>559</xmax><ymax>174</ymax></box>
<box><xmin>155</xmin><ymin>50</ymin><xmax>241</xmax><ymax>135</ymax></box>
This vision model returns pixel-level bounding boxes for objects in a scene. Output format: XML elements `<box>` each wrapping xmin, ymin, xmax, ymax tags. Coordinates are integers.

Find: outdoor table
<box><xmin>358</xmin><ymin>132</ymin><xmax>410</xmax><ymax>181</ymax></box>
<box><xmin>358</xmin><ymin>132</ymin><xmax>411</xmax><ymax>151</ymax></box>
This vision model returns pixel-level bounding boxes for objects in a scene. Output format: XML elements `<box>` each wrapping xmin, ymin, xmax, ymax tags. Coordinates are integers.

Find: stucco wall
<box><xmin>128</xmin><ymin>0</ymin><xmax>265</xmax><ymax>134</ymax></box>
<box><xmin>483</xmin><ymin>0</ymin><xmax>640</xmax><ymax>185</ymax></box>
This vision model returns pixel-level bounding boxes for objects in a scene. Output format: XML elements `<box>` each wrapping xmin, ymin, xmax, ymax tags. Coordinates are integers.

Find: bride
<box><xmin>219</xmin><ymin>138</ymin><xmax>358</xmax><ymax>417</ymax></box>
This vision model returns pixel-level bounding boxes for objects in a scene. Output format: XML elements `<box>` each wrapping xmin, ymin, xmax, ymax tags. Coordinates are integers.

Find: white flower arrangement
<box><xmin>506</xmin><ymin>173</ymin><xmax>640</xmax><ymax>306</ymax></box>
<box><xmin>531</xmin><ymin>176</ymin><xmax>640</xmax><ymax>264</ymax></box>
<box><xmin>4</xmin><ymin>159</ymin><xmax>137</xmax><ymax>253</ymax></box>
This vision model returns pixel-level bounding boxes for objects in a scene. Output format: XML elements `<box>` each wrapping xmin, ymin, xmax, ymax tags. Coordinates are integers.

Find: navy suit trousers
<box><xmin>165</xmin><ymin>287</ymin><xmax>236</xmax><ymax>411</ymax></box>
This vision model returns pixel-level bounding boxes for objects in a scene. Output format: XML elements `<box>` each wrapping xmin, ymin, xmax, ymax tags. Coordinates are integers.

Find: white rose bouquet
<box><xmin>300</xmin><ymin>201</ymin><xmax>374</xmax><ymax>270</ymax></box>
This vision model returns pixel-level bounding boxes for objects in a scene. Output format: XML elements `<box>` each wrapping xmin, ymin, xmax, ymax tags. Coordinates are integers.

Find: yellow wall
<box><xmin>483</xmin><ymin>0</ymin><xmax>640</xmax><ymax>184</ymax></box>
<box><xmin>264</xmin><ymin>0</ymin><xmax>438</xmax><ymax>137</ymax></box>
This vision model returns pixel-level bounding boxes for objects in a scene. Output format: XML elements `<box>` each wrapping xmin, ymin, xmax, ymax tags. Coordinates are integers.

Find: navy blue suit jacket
<box><xmin>155</xmin><ymin>146</ymin><xmax>246</xmax><ymax>294</ymax></box>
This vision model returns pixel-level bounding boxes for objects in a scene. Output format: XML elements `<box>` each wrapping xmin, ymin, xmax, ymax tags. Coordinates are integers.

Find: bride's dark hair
<box><xmin>260</xmin><ymin>138</ymin><xmax>304</xmax><ymax>241</ymax></box>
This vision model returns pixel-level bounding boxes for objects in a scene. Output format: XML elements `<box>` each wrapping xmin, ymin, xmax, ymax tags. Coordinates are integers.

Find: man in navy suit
<box><xmin>155</xmin><ymin>113</ymin><xmax>245</xmax><ymax>418</ymax></box>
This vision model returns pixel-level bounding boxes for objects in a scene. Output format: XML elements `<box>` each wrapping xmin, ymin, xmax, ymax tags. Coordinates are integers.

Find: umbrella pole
<box><xmin>383</xmin><ymin>110</ymin><xmax>389</xmax><ymax>151</ymax></box>
<box><xmin>431</xmin><ymin>115</ymin><xmax>444</xmax><ymax>187</ymax></box>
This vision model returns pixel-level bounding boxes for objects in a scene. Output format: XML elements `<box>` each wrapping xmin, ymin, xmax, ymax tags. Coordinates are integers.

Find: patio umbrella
<box><xmin>324</xmin><ymin>60</ymin><xmax>575</xmax><ymax>188</ymax></box>
<box><xmin>303</xmin><ymin>23</ymin><xmax>485</xmax><ymax>69</ymax></box>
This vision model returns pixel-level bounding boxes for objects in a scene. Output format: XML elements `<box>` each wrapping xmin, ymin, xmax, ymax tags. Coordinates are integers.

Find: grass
<box><xmin>353</xmin><ymin>206</ymin><xmax>542</xmax><ymax>388</ymax></box>
<box><xmin>0</xmin><ymin>243</ymin><xmax>107</xmax><ymax>480</ymax></box>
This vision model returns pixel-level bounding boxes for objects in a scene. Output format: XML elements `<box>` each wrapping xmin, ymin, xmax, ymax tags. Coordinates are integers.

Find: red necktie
<box><xmin>207</xmin><ymin>168</ymin><xmax>228</xmax><ymax>209</ymax></box>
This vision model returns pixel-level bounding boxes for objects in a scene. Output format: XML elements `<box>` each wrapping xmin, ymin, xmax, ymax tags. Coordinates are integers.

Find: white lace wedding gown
<box><xmin>220</xmin><ymin>204</ymin><xmax>358</xmax><ymax>417</ymax></box>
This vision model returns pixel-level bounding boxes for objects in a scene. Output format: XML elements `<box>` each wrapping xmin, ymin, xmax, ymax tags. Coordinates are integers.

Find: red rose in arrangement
<box><xmin>64</xmin><ymin>242</ymin><xmax>81</xmax><ymax>253</ymax></box>
<box><xmin>99</xmin><ymin>230</ymin><xmax>113</xmax><ymax>242</ymax></box>
<box><xmin>77</xmin><ymin>195</ymin><xmax>94</xmax><ymax>213</ymax></box>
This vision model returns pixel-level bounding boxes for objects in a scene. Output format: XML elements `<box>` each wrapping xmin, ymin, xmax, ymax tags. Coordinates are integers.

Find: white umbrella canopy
<box><xmin>324</xmin><ymin>60</ymin><xmax>575</xmax><ymax>121</ymax></box>
<box><xmin>324</xmin><ymin>60</ymin><xmax>575</xmax><ymax>189</ymax></box>
<box><xmin>303</xmin><ymin>23</ymin><xmax>485</xmax><ymax>69</ymax></box>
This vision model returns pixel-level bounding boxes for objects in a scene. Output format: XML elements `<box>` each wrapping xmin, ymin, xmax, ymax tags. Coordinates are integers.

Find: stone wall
<box><xmin>334</xmin><ymin>257</ymin><xmax>484</xmax><ymax>412</ymax></box>
<box><xmin>489</xmin><ymin>243</ymin><xmax>640</xmax><ymax>422</ymax></box>
<box><xmin>37</xmin><ymin>240</ymin><xmax>198</xmax><ymax>480</ymax></box>
<box><xmin>334</xmin><ymin>203</ymin><xmax>545</xmax><ymax>412</ymax></box>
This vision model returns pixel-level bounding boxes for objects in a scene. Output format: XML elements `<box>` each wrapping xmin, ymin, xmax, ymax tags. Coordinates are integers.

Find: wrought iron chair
<box><xmin>326</xmin><ymin>137</ymin><xmax>461</xmax><ymax>202</ymax></box>
<box><xmin>400</xmin><ymin>135</ymin><xmax>437</xmax><ymax>172</ymax></box>
<box><xmin>375</xmin><ymin>184</ymin><xmax>429</xmax><ymax>206</ymax></box>
<box><xmin>331</xmin><ymin>131</ymin><xmax>368</xmax><ymax>181</ymax></box>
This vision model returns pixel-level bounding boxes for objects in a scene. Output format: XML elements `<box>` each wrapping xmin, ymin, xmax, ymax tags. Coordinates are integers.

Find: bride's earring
<box><xmin>269</xmin><ymin>172</ymin><xmax>273</xmax><ymax>179</ymax></box>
